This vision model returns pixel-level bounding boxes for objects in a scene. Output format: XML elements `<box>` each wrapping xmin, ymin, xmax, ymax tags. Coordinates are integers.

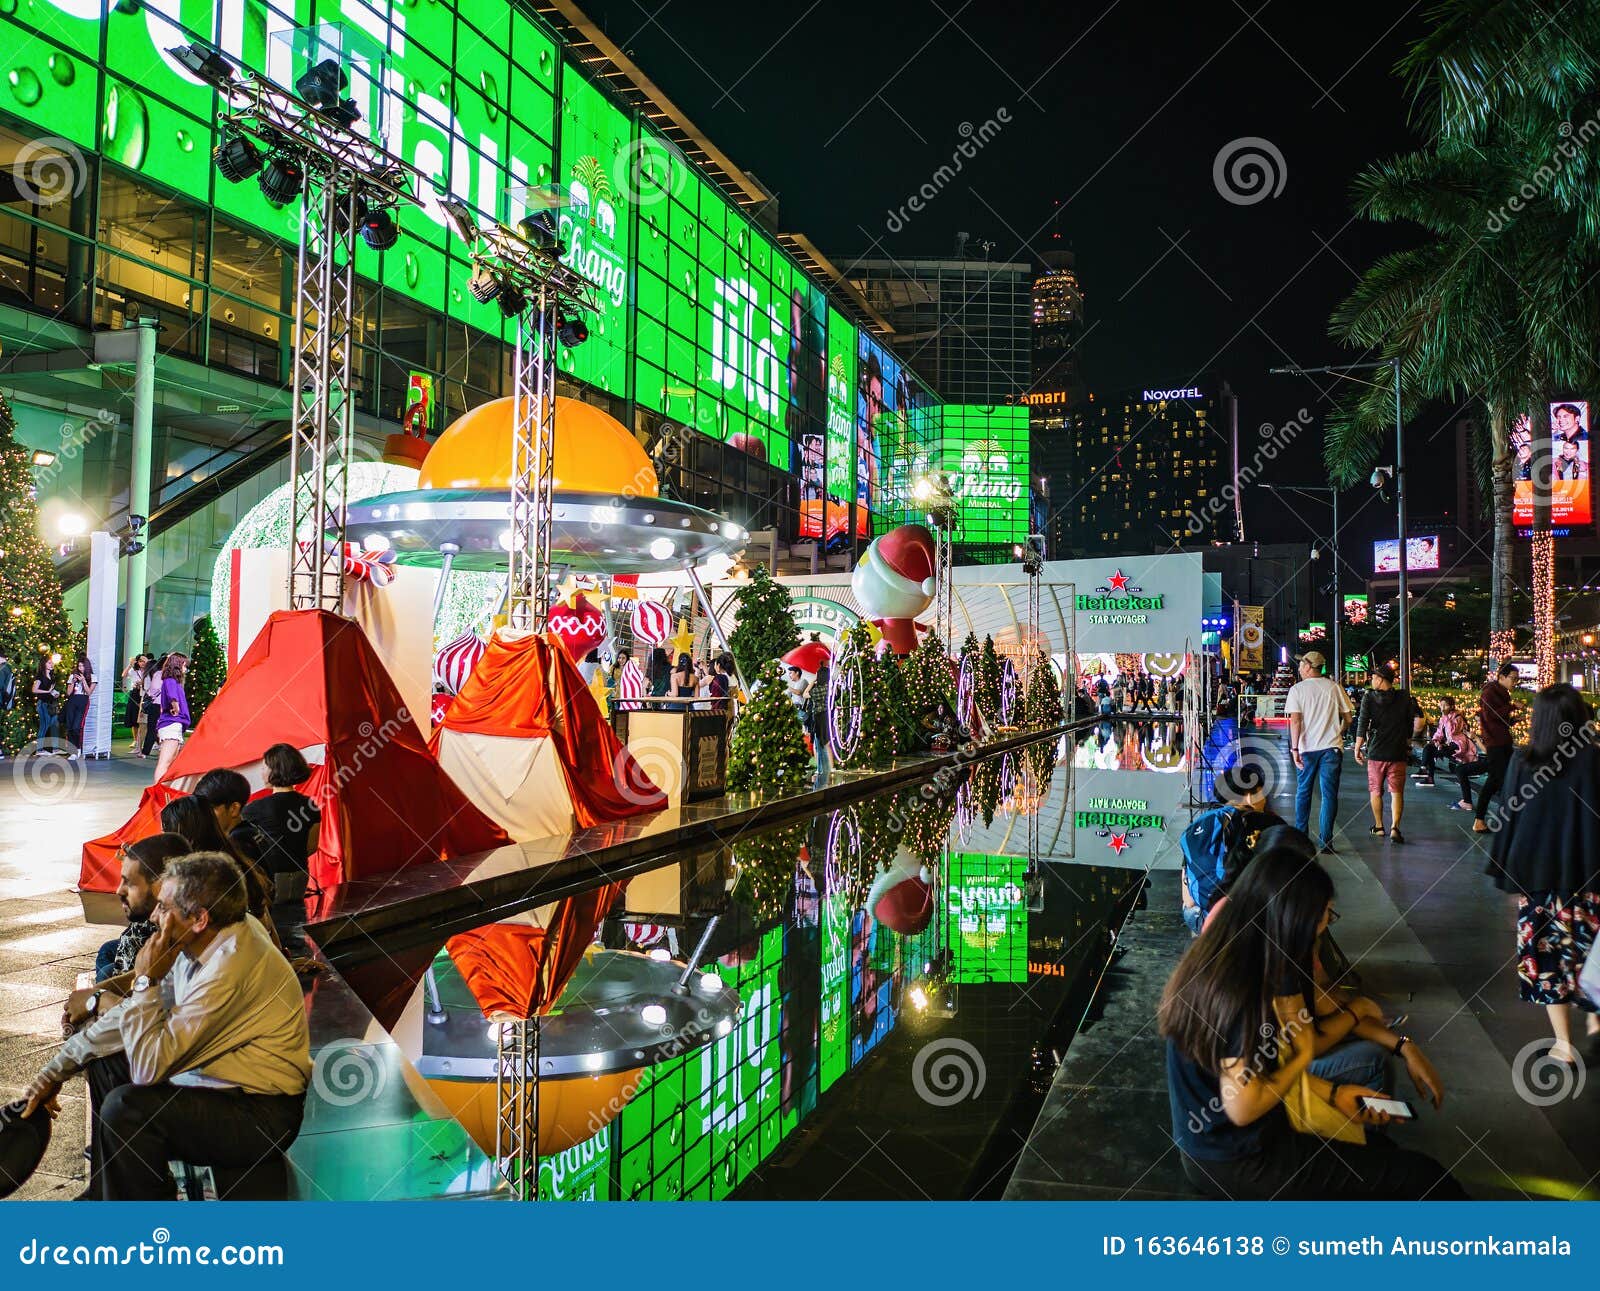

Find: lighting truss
<box><xmin>441</xmin><ymin>203</ymin><xmax>602</xmax><ymax>630</ymax></box>
<box><xmin>171</xmin><ymin>40</ymin><xmax>428</xmax><ymax>612</ymax></box>
<box><xmin>493</xmin><ymin>1017</ymin><xmax>540</xmax><ymax>1201</ymax></box>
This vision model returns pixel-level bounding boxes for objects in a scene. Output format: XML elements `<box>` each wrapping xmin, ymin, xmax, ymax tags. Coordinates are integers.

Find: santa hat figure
<box><xmin>851</xmin><ymin>523</ymin><xmax>937</xmax><ymax>654</ymax></box>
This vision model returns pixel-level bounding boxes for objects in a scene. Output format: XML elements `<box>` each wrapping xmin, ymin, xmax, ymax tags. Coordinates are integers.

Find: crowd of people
<box><xmin>1074</xmin><ymin>670</ymin><xmax>1182</xmax><ymax>718</ymax></box>
<box><xmin>1166</xmin><ymin>651</ymin><xmax>1600</xmax><ymax>1199</ymax></box>
<box><xmin>17</xmin><ymin>742</ymin><xmax>324</xmax><ymax>1199</ymax></box>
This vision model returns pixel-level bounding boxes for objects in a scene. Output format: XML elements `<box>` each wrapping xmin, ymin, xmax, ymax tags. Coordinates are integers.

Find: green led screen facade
<box><xmin>925</xmin><ymin>404</ymin><xmax>1031</xmax><ymax>550</ymax></box>
<box><xmin>0</xmin><ymin>0</ymin><xmax>1022</xmax><ymax>553</ymax></box>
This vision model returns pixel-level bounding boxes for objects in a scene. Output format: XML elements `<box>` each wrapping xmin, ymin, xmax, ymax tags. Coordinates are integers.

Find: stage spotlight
<box><xmin>295</xmin><ymin>57</ymin><xmax>348</xmax><ymax>110</ymax></box>
<box><xmin>360</xmin><ymin>208</ymin><xmax>399</xmax><ymax>250</ymax></box>
<box><xmin>468</xmin><ymin>263</ymin><xmax>502</xmax><ymax>304</ymax></box>
<box><xmin>258</xmin><ymin>153</ymin><xmax>304</xmax><ymax>208</ymax></box>
<box><xmin>497</xmin><ymin>281</ymin><xmax>528</xmax><ymax>317</ymax></box>
<box><xmin>557</xmin><ymin>311</ymin><xmax>588</xmax><ymax>347</ymax></box>
<box><xmin>516</xmin><ymin>209</ymin><xmax>560</xmax><ymax>253</ymax></box>
<box><xmin>439</xmin><ymin>196</ymin><xmax>480</xmax><ymax>245</ymax></box>
<box><xmin>325</xmin><ymin>97</ymin><xmax>362</xmax><ymax>129</ymax></box>
<box><xmin>167</xmin><ymin>42</ymin><xmax>234</xmax><ymax>86</ymax></box>
<box><xmin>213</xmin><ymin>132</ymin><xmax>262</xmax><ymax>183</ymax></box>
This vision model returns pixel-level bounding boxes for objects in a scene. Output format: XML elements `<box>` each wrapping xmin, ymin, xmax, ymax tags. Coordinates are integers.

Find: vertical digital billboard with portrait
<box><xmin>1512</xmin><ymin>402</ymin><xmax>1593</xmax><ymax>526</ymax></box>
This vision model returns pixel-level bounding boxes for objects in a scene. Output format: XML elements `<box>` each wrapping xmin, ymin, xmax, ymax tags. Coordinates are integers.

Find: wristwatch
<box><xmin>1392</xmin><ymin>1035</ymin><xmax>1410</xmax><ymax>1057</ymax></box>
<box><xmin>131</xmin><ymin>973</ymin><xmax>153</xmax><ymax>995</ymax></box>
<box><xmin>84</xmin><ymin>991</ymin><xmax>101</xmax><ymax>1018</ymax></box>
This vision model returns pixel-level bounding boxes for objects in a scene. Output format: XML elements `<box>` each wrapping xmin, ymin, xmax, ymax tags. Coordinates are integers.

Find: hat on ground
<box><xmin>1298</xmin><ymin>650</ymin><xmax>1327</xmax><ymax>673</ymax></box>
<box><xmin>0</xmin><ymin>1100</ymin><xmax>52</xmax><ymax>1199</ymax></box>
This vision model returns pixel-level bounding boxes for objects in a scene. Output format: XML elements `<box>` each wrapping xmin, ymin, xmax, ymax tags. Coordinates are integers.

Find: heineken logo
<box><xmin>1076</xmin><ymin>809</ymin><xmax>1166</xmax><ymax>832</ymax></box>
<box><xmin>1076</xmin><ymin>570</ymin><xmax>1163</xmax><ymax>618</ymax></box>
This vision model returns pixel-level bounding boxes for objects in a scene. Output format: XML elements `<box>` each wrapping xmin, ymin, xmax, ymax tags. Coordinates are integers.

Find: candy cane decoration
<box><xmin>433</xmin><ymin>630</ymin><xmax>486</xmax><ymax>695</ymax></box>
<box><xmin>617</xmin><ymin>657</ymin><xmax>646</xmax><ymax>711</ymax></box>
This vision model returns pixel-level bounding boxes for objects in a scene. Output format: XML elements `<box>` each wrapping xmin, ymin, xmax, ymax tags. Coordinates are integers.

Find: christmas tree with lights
<box><xmin>882</xmin><ymin>649</ymin><xmax>919</xmax><ymax>750</ymax></box>
<box><xmin>0</xmin><ymin>382</ymin><xmax>72</xmax><ymax>754</ymax></box>
<box><xmin>728</xmin><ymin>658</ymin><xmax>813</xmax><ymax>795</ymax></box>
<box><xmin>834</xmin><ymin>625</ymin><xmax>901</xmax><ymax>767</ymax></box>
<box><xmin>1024</xmin><ymin>653</ymin><xmax>1063</xmax><ymax>728</ymax></box>
<box><xmin>188</xmin><ymin>615</ymin><xmax>226</xmax><ymax>726</ymax></box>
<box><xmin>977</xmin><ymin>634</ymin><xmax>1003</xmax><ymax>729</ymax></box>
<box><xmin>732</xmin><ymin>821</ymin><xmax>807</xmax><ymax>923</ymax></box>
<box><xmin>727</xmin><ymin>565</ymin><xmax>800</xmax><ymax>681</ymax></box>
<box><xmin>902</xmin><ymin>630</ymin><xmax>955</xmax><ymax>731</ymax></box>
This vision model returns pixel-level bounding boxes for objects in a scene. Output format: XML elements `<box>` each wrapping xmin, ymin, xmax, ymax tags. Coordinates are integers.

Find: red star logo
<box><xmin>1108</xmin><ymin>569</ymin><xmax>1129</xmax><ymax>593</ymax></box>
<box><xmin>1107</xmin><ymin>832</ymin><xmax>1130</xmax><ymax>855</ymax></box>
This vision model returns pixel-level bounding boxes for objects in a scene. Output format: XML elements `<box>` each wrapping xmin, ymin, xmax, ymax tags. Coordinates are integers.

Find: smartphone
<box><xmin>1358</xmin><ymin>1096</ymin><xmax>1416</xmax><ymax>1119</ymax></box>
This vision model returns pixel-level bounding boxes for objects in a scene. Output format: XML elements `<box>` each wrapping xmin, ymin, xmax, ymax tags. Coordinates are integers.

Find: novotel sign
<box><xmin>1142</xmin><ymin>386</ymin><xmax>1204</xmax><ymax>401</ymax></box>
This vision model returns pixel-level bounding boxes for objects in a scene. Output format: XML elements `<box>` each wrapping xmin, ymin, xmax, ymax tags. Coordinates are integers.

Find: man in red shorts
<box><xmin>1353</xmin><ymin>664</ymin><xmax>1425</xmax><ymax>844</ymax></box>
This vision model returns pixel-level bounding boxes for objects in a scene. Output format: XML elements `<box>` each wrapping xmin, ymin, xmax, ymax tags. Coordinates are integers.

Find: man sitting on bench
<box><xmin>22</xmin><ymin>852</ymin><xmax>310</xmax><ymax>1200</ymax></box>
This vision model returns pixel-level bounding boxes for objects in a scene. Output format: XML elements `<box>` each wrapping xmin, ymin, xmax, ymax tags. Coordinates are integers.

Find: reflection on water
<box><xmin>1072</xmin><ymin>718</ymin><xmax>1187</xmax><ymax>772</ymax></box>
<box><xmin>350</xmin><ymin>724</ymin><xmax>1183</xmax><ymax>1200</ymax></box>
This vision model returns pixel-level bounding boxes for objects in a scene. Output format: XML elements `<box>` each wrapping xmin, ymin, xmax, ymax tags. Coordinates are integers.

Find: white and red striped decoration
<box><xmin>616</xmin><ymin>657</ymin><xmax>647</xmax><ymax>711</ymax></box>
<box><xmin>433</xmin><ymin>630</ymin><xmax>486</xmax><ymax>695</ymax></box>
<box><xmin>294</xmin><ymin>539</ymin><xmax>397</xmax><ymax>587</ymax></box>
<box><xmin>624</xmin><ymin>921</ymin><xmax>667</xmax><ymax>949</ymax></box>
<box><xmin>630</xmin><ymin>598</ymin><xmax>673</xmax><ymax>646</ymax></box>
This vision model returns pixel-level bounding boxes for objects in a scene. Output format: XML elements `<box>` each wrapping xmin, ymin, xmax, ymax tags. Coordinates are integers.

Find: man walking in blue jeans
<box><xmin>1284</xmin><ymin>651</ymin><xmax>1353</xmax><ymax>855</ymax></box>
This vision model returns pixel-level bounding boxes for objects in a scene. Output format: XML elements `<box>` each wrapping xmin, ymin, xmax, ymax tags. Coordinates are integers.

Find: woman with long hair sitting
<box><xmin>159</xmin><ymin>795</ymin><xmax>277</xmax><ymax>940</ymax></box>
<box><xmin>1159</xmin><ymin>845</ymin><xmax>1466</xmax><ymax>1198</ymax></box>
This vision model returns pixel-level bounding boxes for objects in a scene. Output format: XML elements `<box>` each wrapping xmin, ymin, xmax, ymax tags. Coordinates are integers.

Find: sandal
<box><xmin>1368</xmin><ymin>825</ymin><xmax>1386</xmax><ymax>836</ymax></box>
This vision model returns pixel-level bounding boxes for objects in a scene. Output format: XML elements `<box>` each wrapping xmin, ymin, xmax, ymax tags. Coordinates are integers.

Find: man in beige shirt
<box><xmin>23</xmin><ymin>852</ymin><xmax>310</xmax><ymax>1200</ymax></box>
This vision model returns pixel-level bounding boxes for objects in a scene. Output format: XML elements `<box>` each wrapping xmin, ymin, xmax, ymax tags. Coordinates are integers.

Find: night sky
<box><xmin>575</xmin><ymin>0</ymin><xmax>1460</xmax><ymax>558</ymax></box>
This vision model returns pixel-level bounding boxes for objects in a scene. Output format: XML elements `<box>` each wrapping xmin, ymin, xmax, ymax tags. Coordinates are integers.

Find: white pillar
<box><xmin>121</xmin><ymin>318</ymin><xmax>157</xmax><ymax>663</ymax></box>
<box><xmin>86</xmin><ymin>531</ymin><xmax>119</xmax><ymax>758</ymax></box>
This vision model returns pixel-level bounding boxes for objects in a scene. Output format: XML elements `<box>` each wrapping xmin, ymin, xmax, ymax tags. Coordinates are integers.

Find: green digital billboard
<box><xmin>926</xmin><ymin>405</ymin><xmax>1030</xmax><ymax>548</ymax></box>
<box><xmin>945</xmin><ymin>853</ymin><xmax>1029</xmax><ymax>985</ymax></box>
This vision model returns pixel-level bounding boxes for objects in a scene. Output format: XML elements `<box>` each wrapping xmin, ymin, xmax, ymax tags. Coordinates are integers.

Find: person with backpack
<box><xmin>1180</xmin><ymin>764</ymin><xmax>1285</xmax><ymax>935</ymax></box>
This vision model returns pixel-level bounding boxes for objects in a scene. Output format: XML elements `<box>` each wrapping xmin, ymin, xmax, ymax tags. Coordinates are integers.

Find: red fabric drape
<box><xmin>445</xmin><ymin>881</ymin><xmax>624</xmax><ymax>1018</ymax></box>
<box><xmin>80</xmin><ymin>610</ymin><xmax>509</xmax><ymax>897</ymax></box>
<box><xmin>432</xmin><ymin>631</ymin><xmax>666</xmax><ymax>827</ymax></box>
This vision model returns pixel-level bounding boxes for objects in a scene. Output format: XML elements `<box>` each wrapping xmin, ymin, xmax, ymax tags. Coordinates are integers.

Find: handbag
<box><xmin>1272</xmin><ymin>997</ymin><xmax>1366</xmax><ymax>1145</ymax></box>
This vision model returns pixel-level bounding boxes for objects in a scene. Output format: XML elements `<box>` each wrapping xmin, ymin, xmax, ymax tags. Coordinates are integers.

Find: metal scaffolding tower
<box><xmin>172</xmin><ymin>39</ymin><xmax>428</xmax><ymax>612</ymax></box>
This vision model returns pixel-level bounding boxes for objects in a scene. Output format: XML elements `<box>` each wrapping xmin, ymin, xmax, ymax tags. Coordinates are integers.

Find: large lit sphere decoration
<box><xmin>629</xmin><ymin>598</ymin><xmax>673</xmax><ymax>646</ymax></box>
<box><xmin>209</xmin><ymin>462</ymin><xmax>500</xmax><ymax>657</ymax></box>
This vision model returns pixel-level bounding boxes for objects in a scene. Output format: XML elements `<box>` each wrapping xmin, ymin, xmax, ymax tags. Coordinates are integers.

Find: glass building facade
<box><xmin>0</xmin><ymin>0</ymin><xmax>1032</xmax><ymax>652</ymax></box>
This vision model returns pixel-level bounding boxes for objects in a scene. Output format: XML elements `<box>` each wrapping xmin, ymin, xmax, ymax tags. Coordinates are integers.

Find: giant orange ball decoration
<box><xmin>417</xmin><ymin>395</ymin><xmax>659</xmax><ymax>498</ymax></box>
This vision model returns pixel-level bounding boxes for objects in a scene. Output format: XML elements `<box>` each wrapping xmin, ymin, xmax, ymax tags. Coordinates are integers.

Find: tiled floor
<box><xmin>0</xmin><ymin>750</ymin><xmax>156</xmax><ymax>1199</ymax></box>
<box><xmin>1007</xmin><ymin>725</ymin><xmax>1600</xmax><ymax>1202</ymax></box>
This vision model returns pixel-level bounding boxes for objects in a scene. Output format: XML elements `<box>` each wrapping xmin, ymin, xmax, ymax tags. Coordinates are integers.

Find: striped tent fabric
<box><xmin>630</xmin><ymin>597</ymin><xmax>673</xmax><ymax>645</ymax></box>
<box><xmin>616</xmin><ymin>657</ymin><xmax>646</xmax><ymax>711</ymax></box>
<box><xmin>433</xmin><ymin>630</ymin><xmax>487</xmax><ymax>695</ymax></box>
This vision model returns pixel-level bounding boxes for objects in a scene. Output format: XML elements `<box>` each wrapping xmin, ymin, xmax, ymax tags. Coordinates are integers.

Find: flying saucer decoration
<box><xmin>546</xmin><ymin>592</ymin><xmax>607</xmax><ymax>663</ymax></box>
<box><xmin>630</xmin><ymin>598</ymin><xmax>673</xmax><ymax>646</ymax></box>
<box><xmin>433</xmin><ymin>630</ymin><xmax>487</xmax><ymax>695</ymax></box>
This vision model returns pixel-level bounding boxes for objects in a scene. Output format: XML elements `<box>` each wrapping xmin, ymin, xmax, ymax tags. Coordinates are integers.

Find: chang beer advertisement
<box><xmin>802</xmin><ymin>307</ymin><xmax>859</xmax><ymax>542</ymax></box>
<box><xmin>937</xmin><ymin>405</ymin><xmax>1030</xmax><ymax>546</ymax></box>
<box><xmin>819</xmin><ymin>891</ymin><xmax>851</xmax><ymax>1092</ymax></box>
<box><xmin>559</xmin><ymin>68</ymin><xmax>633</xmax><ymax>396</ymax></box>
<box><xmin>537</xmin><ymin>1124</ymin><xmax>614</xmax><ymax>1202</ymax></box>
<box><xmin>616</xmin><ymin>928</ymin><xmax>787</xmax><ymax>1200</ymax></box>
<box><xmin>701</xmin><ymin>215</ymin><xmax>795</xmax><ymax>467</ymax></box>
<box><xmin>946</xmin><ymin>853</ymin><xmax>1028</xmax><ymax>985</ymax></box>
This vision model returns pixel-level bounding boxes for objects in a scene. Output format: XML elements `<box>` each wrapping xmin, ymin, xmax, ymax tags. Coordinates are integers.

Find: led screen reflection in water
<box><xmin>1072</xmin><ymin>718</ymin><xmax>1187</xmax><ymax>772</ymax></box>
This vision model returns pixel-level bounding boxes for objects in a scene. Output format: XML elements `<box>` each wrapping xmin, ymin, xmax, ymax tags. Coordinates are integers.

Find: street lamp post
<box><xmin>1269</xmin><ymin>358</ymin><xmax>1409</xmax><ymax>688</ymax></box>
<box><xmin>1261</xmin><ymin>483</ymin><xmax>1342</xmax><ymax>682</ymax></box>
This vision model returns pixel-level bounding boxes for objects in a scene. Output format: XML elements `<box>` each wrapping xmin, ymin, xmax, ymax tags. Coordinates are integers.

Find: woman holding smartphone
<box><xmin>150</xmin><ymin>652</ymin><xmax>190</xmax><ymax>782</ymax></box>
<box><xmin>1160</xmin><ymin>847</ymin><xmax>1466</xmax><ymax>1198</ymax></box>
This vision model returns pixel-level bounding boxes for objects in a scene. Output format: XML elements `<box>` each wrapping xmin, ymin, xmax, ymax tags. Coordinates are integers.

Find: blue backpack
<box><xmin>1180</xmin><ymin>805</ymin><xmax>1239</xmax><ymax>916</ymax></box>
